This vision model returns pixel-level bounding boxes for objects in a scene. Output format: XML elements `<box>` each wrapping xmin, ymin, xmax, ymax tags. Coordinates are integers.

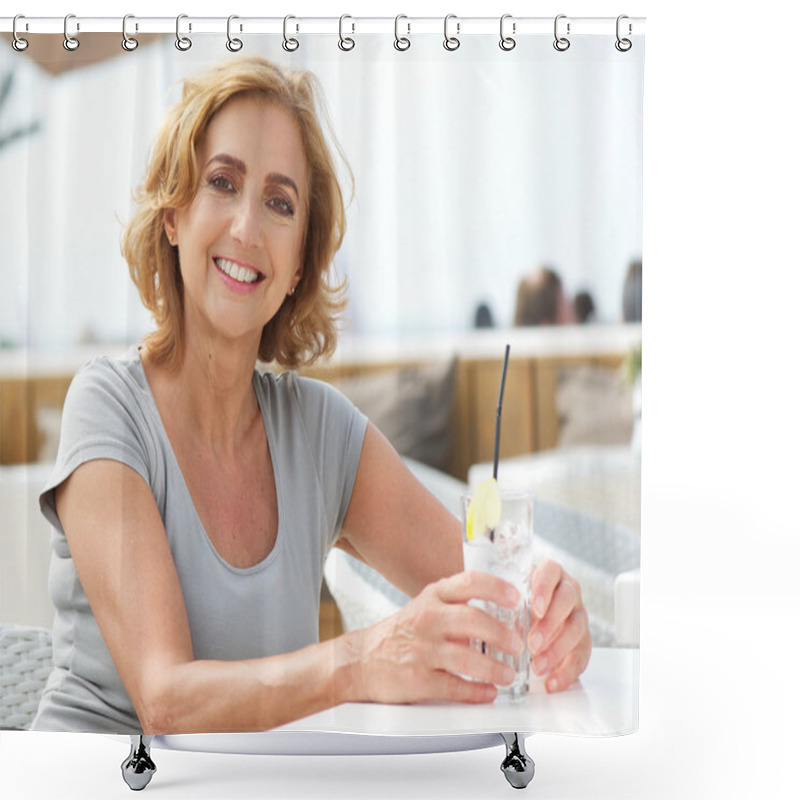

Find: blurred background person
<box><xmin>622</xmin><ymin>259</ymin><xmax>642</xmax><ymax>322</ymax></box>
<box><xmin>514</xmin><ymin>266</ymin><xmax>575</xmax><ymax>326</ymax></box>
<box><xmin>573</xmin><ymin>290</ymin><xmax>596</xmax><ymax>324</ymax></box>
<box><xmin>473</xmin><ymin>301</ymin><xmax>495</xmax><ymax>329</ymax></box>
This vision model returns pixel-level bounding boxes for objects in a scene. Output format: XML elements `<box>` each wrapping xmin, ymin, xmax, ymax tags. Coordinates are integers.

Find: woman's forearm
<box><xmin>138</xmin><ymin>632</ymin><xmax>364</xmax><ymax>734</ymax></box>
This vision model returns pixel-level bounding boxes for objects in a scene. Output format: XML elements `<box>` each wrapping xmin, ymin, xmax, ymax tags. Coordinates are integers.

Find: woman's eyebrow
<box><xmin>265</xmin><ymin>172</ymin><xmax>300</xmax><ymax>199</ymax></box>
<box><xmin>206</xmin><ymin>154</ymin><xmax>300</xmax><ymax>199</ymax></box>
<box><xmin>207</xmin><ymin>153</ymin><xmax>246</xmax><ymax>173</ymax></box>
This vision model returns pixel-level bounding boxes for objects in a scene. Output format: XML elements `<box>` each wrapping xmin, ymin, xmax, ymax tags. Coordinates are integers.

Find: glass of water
<box><xmin>462</xmin><ymin>488</ymin><xmax>535</xmax><ymax>700</ymax></box>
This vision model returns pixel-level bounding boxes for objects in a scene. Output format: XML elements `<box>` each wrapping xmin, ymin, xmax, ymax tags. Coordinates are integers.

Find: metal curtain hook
<box><xmin>12</xmin><ymin>15</ymin><xmax>29</xmax><ymax>51</ymax></box>
<box><xmin>63</xmin><ymin>14</ymin><xmax>80</xmax><ymax>51</ymax></box>
<box><xmin>227</xmin><ymin>15</ymin><xmax>243</xmax><ymax>51</ymax></box>
<box><xmin>553</xmin><ymin>14</ymin><xmax>570</xmax><ymax>51</ymax></box>
<box><xmin>443</xmin><ymin>14</ymin><xmax>460</xmax><ymax>51</ymax></box>
<box><xmin>122</xmin><ymin>14</ymin><xmax>139</xmax><ymax>51</ymax></box>
<box><xmin>615</xmin><ymin>15</ymin><xmax>632</xmax><ymax>51</ymax></box>
<box><xmin>175</xmin><ymin>14</ymin><xmax>192</xmax><ymax>51</ymax></box>
<box><xmin>394</xmin><ymin>14</ymin><xmax>411</xmax><ymax>51</ymax></box>
<box><xmin>499</xmin><ymin>14</ymin><xmax>516</xmax><ymax>51</ymax></box>
<box><xmin>283</xmin><ymin>15</ymin><xmax>299</xmax><ymax>51</ymax></box>
<box><xmin>338</xmin><ymin>14</ymin><xmax>355</xmax><ymax>51</ymax></box>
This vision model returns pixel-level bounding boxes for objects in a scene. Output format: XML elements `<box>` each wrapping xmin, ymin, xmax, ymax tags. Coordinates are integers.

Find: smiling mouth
<box><xmin>213</xmin><ymin>257</ymin><xmax>265</xmax><ymax>285</ymax></box>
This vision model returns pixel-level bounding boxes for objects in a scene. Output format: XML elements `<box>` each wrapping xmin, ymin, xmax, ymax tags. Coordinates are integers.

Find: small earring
<box><xmin>288</xmin><ymin>286</ymin><xmax>295</xmax><ymax>296</ymax></box>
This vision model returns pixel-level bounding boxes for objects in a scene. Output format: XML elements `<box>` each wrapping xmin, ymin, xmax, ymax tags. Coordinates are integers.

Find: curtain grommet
<box><xmin>443</xmin><ymin>14</ymin><xmax>460</xmax><ymax>52</ymax></box>
<box><xmin>63</xmin><ymin>14</ymin><xmax>80</xmax><ymax>51</ymax></box>
<box><xmin>175</xmin><ymin>14</ymin><xmax>192</xmax><ymax>51</ymax></box>
<box><xmin>122</xmin><ymin>14</ymin><xmax>139</xmax><ymax>51</ymax></box>
<box><xmin>394</xmin><ymin>15</ymin><xmax>411</xmax><ymax>51</ymax></box>
<box><xmin>553</xmin><ymin>14</ymin><xmax>570</xmax><ymax>52</ymax></box>
<box><xmin>283</xmin><ymin>15</ymin><xmax>299</xmax><ymax>52</ymax></box>
<box><xmin>499</xmin><ymin>14</ymin><xmax>516</xmax><ymax>51</ymax></box>
<box><xmin>12</xmin><ymin>15</ymin><xmax>29</xmax><ymax>51</ymax></box>
<box><xmin>338</xmin><ymin>14</ymin><xmax>355</xmax><ymax>51</ymax></box>
<box><xmin>615</xmin><ymin>15</ymin><xmax>633</xmax><ymax>52</ymax></box>
<box><xmin>226</xmin><ymin>15</ymin><xmax>243</xmax><ymax>52</ymax></box>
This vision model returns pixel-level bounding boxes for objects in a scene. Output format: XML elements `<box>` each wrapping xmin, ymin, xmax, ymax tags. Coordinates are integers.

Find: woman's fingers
<box><xmin>539</xmin><ymin>635</ymin><xmax>592</xmax><ymax>694</ymax></box>
<box><xmin>530</xmin><ymin>560</ymin><xmax>568</xmax><ymax>621</ymax></box>
<box><xmin>440</xmin><ymin>603</ymin><xmax>524</xmax><ymax>657</ymax></box>
<box><xmin>434</xmin><ymin>641</ymin><xmax>517</xmax><ymax>687</ymax></box>
<box><xmin>428</xmin><ymin>671</ymin><xmax>498</xmax><ymax>704</ymax></box>
<box><xmin>530</xmin><ymin>606</ymin><xmax>588</xmax><ymax>678</ymax></box>
<box><xmin>527</xmin><ymin>560</ymin><xmax>592</xmax><ymax>693</ymax></box>
<box><xmin>434</xmin><ymin>570</ymin><xmax>520</xmax><ymax>608</ymax></box>
<box><xmin>528</xmin><ymin>571</ymin><xmax>582</xmax><ymax>653</ymax></box>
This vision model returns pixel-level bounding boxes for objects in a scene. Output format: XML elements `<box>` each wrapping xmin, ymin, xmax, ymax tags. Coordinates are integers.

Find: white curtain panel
<box><xmin>1</xmin><ymin>30</ymin><xmax>643</xmax><ymax>347</ymax></box>
<box><xmin>0</xmin><ymin>23</ymin><xmax>643</xmax><ymax>746</ymax></box>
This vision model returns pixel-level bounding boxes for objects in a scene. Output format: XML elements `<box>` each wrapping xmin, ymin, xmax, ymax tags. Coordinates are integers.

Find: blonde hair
<box><xmin>122</xmin><ymin>57</ymin><xmax>349</xmax><ymax>370</ymax></box>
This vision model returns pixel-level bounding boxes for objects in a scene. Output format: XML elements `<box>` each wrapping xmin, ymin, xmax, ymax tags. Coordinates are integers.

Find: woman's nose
<box><xmin>230</xmin><ymin>196</ymin><xmax>262</xmax><ymax>248</ymax></box>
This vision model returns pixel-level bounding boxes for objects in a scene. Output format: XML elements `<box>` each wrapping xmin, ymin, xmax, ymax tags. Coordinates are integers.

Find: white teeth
<box><xmin>215</xmin><ymin>258</ymin><xmax>259</xmax><ymax>284</ymax></box>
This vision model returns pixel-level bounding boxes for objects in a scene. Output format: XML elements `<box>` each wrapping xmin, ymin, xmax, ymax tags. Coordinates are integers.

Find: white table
<box><xmin>0</xmin><ymin>647</ymin><xmax>637</xmax><ymax>796</ymax></box>
<box><xmin>160</xmin><ymin>648</ymin><xmax>637</xmax><ymax>752</ymax></box>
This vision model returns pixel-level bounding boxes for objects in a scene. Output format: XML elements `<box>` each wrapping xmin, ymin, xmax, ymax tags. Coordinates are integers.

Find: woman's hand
<box><xmin>527</xmin><ymin>560</ymin><xmax>592</xmax><ymax>692</ymax></box>
<box><xmin>347</xmin><ymin>570</ymin><xmax>524</xmax><ymax>705</ymax></box>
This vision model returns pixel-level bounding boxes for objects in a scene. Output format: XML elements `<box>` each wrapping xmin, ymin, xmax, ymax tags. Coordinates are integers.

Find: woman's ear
<box><xmin>163</xmin><ymin>209</ymin><xmax>177</xmax><ymax>246</ymax></box>
<box><xmin>291</xmin><ymin>262</ymin><xmax>304</xmax><ymax>294</ymax></box>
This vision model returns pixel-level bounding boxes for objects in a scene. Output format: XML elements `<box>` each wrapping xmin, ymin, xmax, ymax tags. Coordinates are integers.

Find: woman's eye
<box><xmin>268</xmin><ymin>197</ymin><xmax>295</xmax><ymax>217</ymax></box>
<box><xmin>209</xmin><ymin>174</ymin><xmax>234</xmax><ymax>192</ymax></box>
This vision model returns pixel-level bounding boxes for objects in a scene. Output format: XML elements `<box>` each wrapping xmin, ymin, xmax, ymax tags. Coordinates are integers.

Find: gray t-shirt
<box><xmin>32</xmin><ymin>349</ymin><xmax>368</xmax><ymax>733</ymax></box>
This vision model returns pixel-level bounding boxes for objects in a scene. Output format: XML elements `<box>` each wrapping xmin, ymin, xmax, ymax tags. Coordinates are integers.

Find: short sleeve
<box><xmin>39</xmin><ymin>357</ymin><xmax>154</xmax><ymax>533</ymax></box>
<box><xmin>284</xmin><ymin>374</ymin><xmax>368</xmax><ymax>547</ymax></box>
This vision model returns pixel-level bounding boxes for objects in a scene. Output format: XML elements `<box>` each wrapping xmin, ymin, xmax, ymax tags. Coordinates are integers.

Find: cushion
<box><xmin>334</xmin><ymin>359</ymin><xmax>456</xmax><ymax>471</ymax></box>
<box><xmin>556</xmin><ymin>364</ymin><xmax>634</xmax><ymax>447</ymax></box>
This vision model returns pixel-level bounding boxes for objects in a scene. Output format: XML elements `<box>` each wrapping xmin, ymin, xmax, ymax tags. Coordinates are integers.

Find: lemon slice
<box><xmin>466</xmin><ymin>478</ymin><xmax>501</xmax><ymax>541</ymax></box>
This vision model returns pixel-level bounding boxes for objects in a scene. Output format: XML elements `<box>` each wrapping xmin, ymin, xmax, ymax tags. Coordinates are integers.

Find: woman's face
<box><xmin>164</xmin><ymin>95</ymin><xmax>308</xmax><ymax>353</ymax></box>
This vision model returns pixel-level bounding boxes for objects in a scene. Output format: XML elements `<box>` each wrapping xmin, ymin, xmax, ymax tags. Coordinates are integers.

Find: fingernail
<box><xmin>534</xmin><ymin>655</ymin><xmax>548</xmax><ymax>675</ymax></box>
<box><xmin>533</xmin><ymin>596</ymin><xmax>545</xmax><ymax>618</ymax></box>
<box><xmin>502</xmin><ymin>665</ymin><xmax>516</xmax><ymax>684</ymax></box>
<box><xmin>530</xmin><ymin>631</ymin><xmax>543</xmax><ymax>654</ymax></box>
<box><xmin>546</xmin><ymin>676</ymin><xmax>558</xmax><ymax>692</ymax></box>
<box><xmin>507</xmin><ymin>585</ymin><xmax>521</xmax><ymax>606</ymax></box>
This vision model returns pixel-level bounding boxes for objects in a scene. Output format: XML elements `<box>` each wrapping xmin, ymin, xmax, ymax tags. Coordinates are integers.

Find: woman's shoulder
<box><xmin>256</xmin><ymin>367</ymin><xmax>339</xmax><ymax>399</ymax></box>
<box><xmin>255</xmin><ymin>368</ymin><xmax>363</xmax><ymax>425</ymax></box>
<box><xmin>67</xmin><ymin>347</ymin><xmax>149</xmax><ymax>408</ymax></box>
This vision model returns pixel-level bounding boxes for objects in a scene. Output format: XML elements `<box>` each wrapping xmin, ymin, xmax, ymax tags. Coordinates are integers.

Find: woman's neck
<box><xmin>142</xmin><ymin>331</ymin><xmax>263</xmax><ymax>457</ymax></box>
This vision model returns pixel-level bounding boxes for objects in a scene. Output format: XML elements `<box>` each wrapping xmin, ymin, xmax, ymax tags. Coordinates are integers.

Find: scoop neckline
<box><xmin>131</xmin><ymin>349</ymin><xmax>284</xmax><ymax>575</ymax></box>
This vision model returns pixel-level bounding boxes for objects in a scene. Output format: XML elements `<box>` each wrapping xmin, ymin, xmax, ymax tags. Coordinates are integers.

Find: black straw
<box><xmin>492</xmin><ymin>344</ymin><xmax>511</xmax><ymax>481</ymax></box>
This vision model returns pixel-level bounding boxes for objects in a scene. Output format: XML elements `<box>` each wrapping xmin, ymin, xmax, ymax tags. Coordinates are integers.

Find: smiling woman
<box><xmin>31</xmin><ymin>57</ymin><xmax>591</xmax><ymax>737</ymax></box>
<box><xmin>122</xmin><ymin>57</ymin><xmax>348</xmax><ymax>372</ymax></box>
<box><xmin>163</xmin><ymin>97</ymin><xmax>308</xmax><ymax>352</ymax></box>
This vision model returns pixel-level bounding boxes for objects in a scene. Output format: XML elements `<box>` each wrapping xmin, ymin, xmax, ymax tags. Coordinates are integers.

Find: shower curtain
<box><xmin>0</xmin><ymin>9</ymin><xmax>644</xmax><ymax>774</ymax></box>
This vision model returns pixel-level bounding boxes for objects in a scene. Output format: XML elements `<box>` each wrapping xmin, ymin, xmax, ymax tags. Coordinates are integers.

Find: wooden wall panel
<box><xmin>469</xmin><ymin>359</ymin><xmax>536</xmax><ymax>470</ymax></box>
<box><xmin>1</xmin><ymin>352</ymin><xmax>628</xmax><ymax>469</ymax></box>
<box><xmin>0</xmin><ymin>379</ymin><xmax>30</xmax><ymax>465</ymax></box>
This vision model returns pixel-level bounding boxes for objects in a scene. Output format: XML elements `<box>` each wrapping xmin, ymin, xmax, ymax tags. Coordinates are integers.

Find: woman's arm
<box><xmin>337</xmin><ymin>424</ymin><xmax>464</xmax><ymax>595</ymax></box>
<box><xmin>57</xmin><ymin>458</ymin><xmax>362</xmax><ymax>733</ymax></box>
<box><xmin>57</xmin><ymin>457</ymin><xmax>520</xmax><ymax>732</ymax></box>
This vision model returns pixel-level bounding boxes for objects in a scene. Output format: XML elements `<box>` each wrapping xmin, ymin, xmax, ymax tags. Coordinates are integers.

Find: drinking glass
<box><xmin>461</xmin><ymin>489</ymin><xmax>535</xmax><ymax>700</ymax></box>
